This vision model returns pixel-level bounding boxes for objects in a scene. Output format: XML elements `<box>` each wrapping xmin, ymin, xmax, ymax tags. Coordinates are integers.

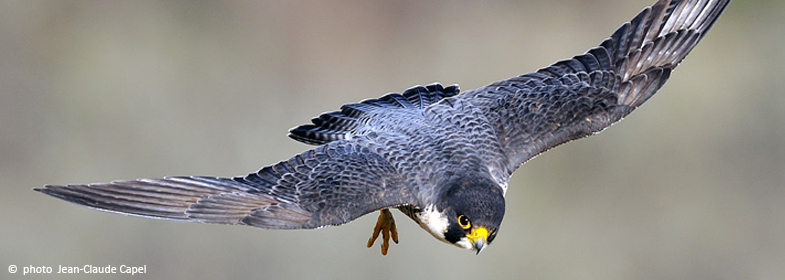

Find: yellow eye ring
<box><xmin>457</xmin><ymin>215</ymin><xmax>471</xmax><ymax>230</ymax></box>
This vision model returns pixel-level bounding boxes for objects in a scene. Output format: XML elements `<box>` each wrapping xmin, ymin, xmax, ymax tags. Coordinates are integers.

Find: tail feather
<box><xmin>288</xmin><ymin>83</ymin><xmax>459</xmax><ymax>145</ymax></box>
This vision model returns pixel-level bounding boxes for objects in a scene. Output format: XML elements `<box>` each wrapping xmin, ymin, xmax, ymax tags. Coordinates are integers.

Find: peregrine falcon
<box><xmin>36</xmin><ymin>0</ymin><xmax>731</xmax><ymax>255</ymax></box>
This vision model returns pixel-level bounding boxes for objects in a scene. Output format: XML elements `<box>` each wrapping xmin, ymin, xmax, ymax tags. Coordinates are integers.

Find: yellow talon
<box><xmin>366</xmin><ymin>209</ymin><xmax>398</xmax><ymax>255</ymax></box>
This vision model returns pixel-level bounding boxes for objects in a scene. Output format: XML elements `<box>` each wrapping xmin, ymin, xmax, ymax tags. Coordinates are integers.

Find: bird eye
<box><xmin>457</xmin><ymin>214</ymin><xmax>471</xmax><ymax>230</ymax></box>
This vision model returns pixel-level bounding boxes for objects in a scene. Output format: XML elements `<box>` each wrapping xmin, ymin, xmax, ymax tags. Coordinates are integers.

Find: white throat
<box><xmin>415</xmin><ymin>205</ymin><xmax>451</xmax><ymax>243</ymax></box>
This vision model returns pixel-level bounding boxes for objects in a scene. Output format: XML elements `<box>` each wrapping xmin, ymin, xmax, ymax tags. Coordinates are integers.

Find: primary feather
<box><xmin>37</xmin><ymin>0</ymin><xmax>731</xmax><ymax>249</ymax></box>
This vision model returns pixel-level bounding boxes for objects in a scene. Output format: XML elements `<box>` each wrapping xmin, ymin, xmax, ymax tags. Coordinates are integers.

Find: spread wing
<box><xmin>452</xmin><ymin>0</ymin><xmax>731</xmax><ymax>172</ymax></box>
<box><xmin>35</xmin><ymin>140</ymin><xmax>414</xmax><ymax>229</ymax></box>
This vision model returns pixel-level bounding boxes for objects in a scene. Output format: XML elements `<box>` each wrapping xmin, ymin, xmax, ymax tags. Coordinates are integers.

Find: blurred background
<box><xmin>1</xmin><ymin>0</ymin><xmax>782</xmax><ymax>279</ymax></box>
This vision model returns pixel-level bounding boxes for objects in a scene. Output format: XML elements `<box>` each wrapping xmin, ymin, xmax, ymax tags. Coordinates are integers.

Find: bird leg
<box><xmin>366</xmin><ymin>209</ymin><xmax>398</xmax><ymax>255</ymax></box>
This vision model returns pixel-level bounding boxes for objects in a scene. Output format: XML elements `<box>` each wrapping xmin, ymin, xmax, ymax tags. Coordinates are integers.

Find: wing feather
<box><xmin>36</xmin><ymin>140</ymin><xmax>414</xmax><ymax>229</ymax></box>
<box><xmin>451</xmin><ymin>0</ymin><xmax>730</xmax><ymax>171</ymax></box>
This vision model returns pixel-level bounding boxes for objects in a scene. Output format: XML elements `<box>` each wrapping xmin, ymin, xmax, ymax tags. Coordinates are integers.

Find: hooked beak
<box><xmin>466</xmin><ymin>227</ymin><xmax>489</xmax><ymax>255</ymax></box>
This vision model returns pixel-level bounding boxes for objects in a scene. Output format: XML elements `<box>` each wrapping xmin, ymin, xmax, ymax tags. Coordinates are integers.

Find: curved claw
<box><xmin>366</xmin><ymin>209</ymin><xmax>398</xmax><ymax>255</ymax></box>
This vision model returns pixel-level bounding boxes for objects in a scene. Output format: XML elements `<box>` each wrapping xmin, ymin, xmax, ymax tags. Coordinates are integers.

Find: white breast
<box><xmin>414</xmin><ymin>205</ymin><xmax>450</xmax><ymax>243</ymax></box>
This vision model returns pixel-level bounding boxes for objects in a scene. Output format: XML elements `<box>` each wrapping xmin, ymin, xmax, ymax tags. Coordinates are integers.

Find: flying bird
<box><xmin>36</xmin><ymin>0</ymin><xmax>731</xmax><ymax>255</ymax></box>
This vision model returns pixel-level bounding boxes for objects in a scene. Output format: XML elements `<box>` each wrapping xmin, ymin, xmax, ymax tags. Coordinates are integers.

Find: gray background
<box><xmin>2</xmin><ymin>0</ymin><xmax>782</xmax><ymax>279</ymax></box>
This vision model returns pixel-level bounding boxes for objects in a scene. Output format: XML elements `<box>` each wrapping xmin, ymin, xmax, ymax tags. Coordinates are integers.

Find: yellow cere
<box><xmin>467</xmin><ymin>227</ymin><xmax>489</xmax><ymax>242</ymax></box>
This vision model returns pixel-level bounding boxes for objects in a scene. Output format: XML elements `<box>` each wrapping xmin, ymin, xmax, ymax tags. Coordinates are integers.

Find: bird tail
<box><xmin>287</xmin><ymin>83</ymin><xmax>459</xmax><ymax>145</ymax></box>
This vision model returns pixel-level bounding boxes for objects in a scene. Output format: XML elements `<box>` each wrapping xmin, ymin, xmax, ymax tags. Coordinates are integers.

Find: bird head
<box><xmin>431</xmin><ymin>175</ymin><xmax>505</xmax><ymax>254</ymax></box>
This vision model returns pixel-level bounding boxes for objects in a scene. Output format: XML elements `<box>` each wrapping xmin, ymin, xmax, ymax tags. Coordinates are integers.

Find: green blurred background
<box><xmin>1</xmin><ymin>0</ymin><xmax>782</xmax><ymax>279</ymax></box>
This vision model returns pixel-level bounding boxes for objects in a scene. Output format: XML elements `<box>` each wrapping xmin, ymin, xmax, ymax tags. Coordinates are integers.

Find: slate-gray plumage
<box><xmin>36</xmin><ymin>0</ymin><xmax>731</xmax><ymax>255</ymax></box>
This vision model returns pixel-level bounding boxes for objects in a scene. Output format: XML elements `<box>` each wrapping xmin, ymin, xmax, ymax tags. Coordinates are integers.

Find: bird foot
<box><xmin>366</xmin><ymin>209</ymin><xmax>398</xmax><ymax>255</ymax></box>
